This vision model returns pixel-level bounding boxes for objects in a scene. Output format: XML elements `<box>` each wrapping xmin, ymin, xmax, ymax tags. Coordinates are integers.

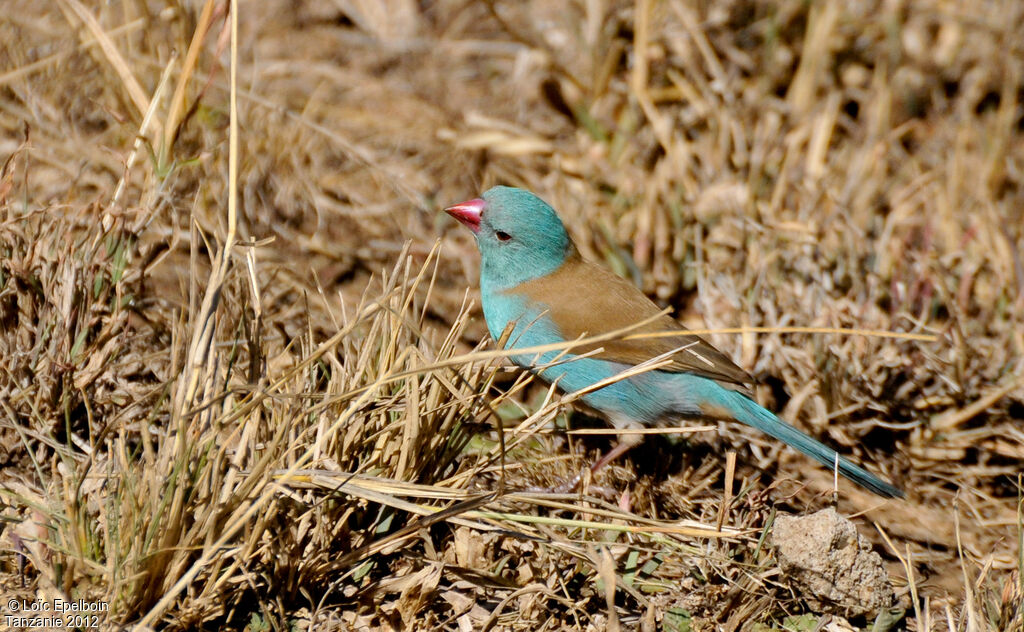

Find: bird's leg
<box><xmin>589</xmin><ymin>436</ymin><xmax>640</xmax><ymax>473</ymax></box>
<box><xmin>547</xmin><ymin>434</ymin><xmax>643</xmax><ymax>494</ymax></box>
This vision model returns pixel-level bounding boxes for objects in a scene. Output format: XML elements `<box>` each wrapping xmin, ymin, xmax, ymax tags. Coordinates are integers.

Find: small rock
<box><xmin>772</xmin><ymin>507</ymin><xmax>895</xmax><ymax>618</ymax></box>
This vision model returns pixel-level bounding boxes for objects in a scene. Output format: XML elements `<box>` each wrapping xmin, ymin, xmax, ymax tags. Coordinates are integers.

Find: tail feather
<box><xmin>721</xmin><ymin>389</ymin><xmax>903</xmax><ymax>498</ymax></box>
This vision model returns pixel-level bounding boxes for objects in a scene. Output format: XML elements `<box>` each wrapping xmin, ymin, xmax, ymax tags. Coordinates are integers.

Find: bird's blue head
<box><xmin>445</xmin><ymin>186</ymin><xmax>575</xmax><ymax>291</ymax></box>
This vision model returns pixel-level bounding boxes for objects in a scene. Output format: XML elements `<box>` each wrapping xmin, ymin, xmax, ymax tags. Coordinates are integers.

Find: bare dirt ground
<box><xmin>0</xmin><ymin>0</ymin><xmax>1022</xmax><ymax>630</ymax></box>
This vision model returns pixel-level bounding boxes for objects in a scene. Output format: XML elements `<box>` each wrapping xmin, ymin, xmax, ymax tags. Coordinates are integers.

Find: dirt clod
<box><xmin>772</xmin><ymin>507</ymin><xmax>895</xmax><ymax>618</ymax></box>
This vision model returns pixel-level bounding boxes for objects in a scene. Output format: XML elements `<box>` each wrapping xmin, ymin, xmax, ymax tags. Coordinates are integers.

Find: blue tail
<box><xmin>717</xmin><ymin>388</ymin><xmax>903</xmax><ymax>498</ymax></box>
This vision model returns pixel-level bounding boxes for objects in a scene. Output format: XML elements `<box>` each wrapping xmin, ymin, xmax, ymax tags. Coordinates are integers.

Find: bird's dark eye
<box><xmin>495</xmin><ymin>230</ymin><xmax>512</xmax><ymax>242</ymax></box>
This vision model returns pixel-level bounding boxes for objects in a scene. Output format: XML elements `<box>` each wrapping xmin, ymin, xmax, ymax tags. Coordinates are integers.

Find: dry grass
<box><xmin>0</xmin><ymin>0</ymin><xmax>1022</xmax><ymax>630</ymax></box>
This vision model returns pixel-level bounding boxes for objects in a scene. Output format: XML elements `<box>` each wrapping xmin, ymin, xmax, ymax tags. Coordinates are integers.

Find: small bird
<box><xmin>445</xmin><ymin>186</ymin><xmax>902</xmax><ymax>498</ymax></box>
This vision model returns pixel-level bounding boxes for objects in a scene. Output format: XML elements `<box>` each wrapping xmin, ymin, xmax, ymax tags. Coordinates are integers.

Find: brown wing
<box><xmin>507</xmin><ymin>254</ymin><xmax>754</xmax><ymax>388</ymax></box>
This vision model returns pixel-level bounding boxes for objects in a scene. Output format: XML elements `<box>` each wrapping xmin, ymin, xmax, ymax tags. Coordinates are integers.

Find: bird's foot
<box><xmin>546</xmin><ymin>470</ymin><xmax>582</xmax><ymax>494</ymax></box>
<box><xmin>524</xmin><ymin>469</ymin><xmax>619</xmax><ymax>500</ymax></box>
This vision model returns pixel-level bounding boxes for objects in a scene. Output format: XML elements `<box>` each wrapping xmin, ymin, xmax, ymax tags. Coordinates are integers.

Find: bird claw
<box><xmin>523</xmin><ymin>469</ymin><xmax>619</xmax><ymax>500</ymax></box>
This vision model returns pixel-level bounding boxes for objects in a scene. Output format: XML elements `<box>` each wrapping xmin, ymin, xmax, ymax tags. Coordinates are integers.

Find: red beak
<box><xmin>444</xmin><ymin>198</ymin><xmax>485</xmax><ymax>233</ymax></box>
